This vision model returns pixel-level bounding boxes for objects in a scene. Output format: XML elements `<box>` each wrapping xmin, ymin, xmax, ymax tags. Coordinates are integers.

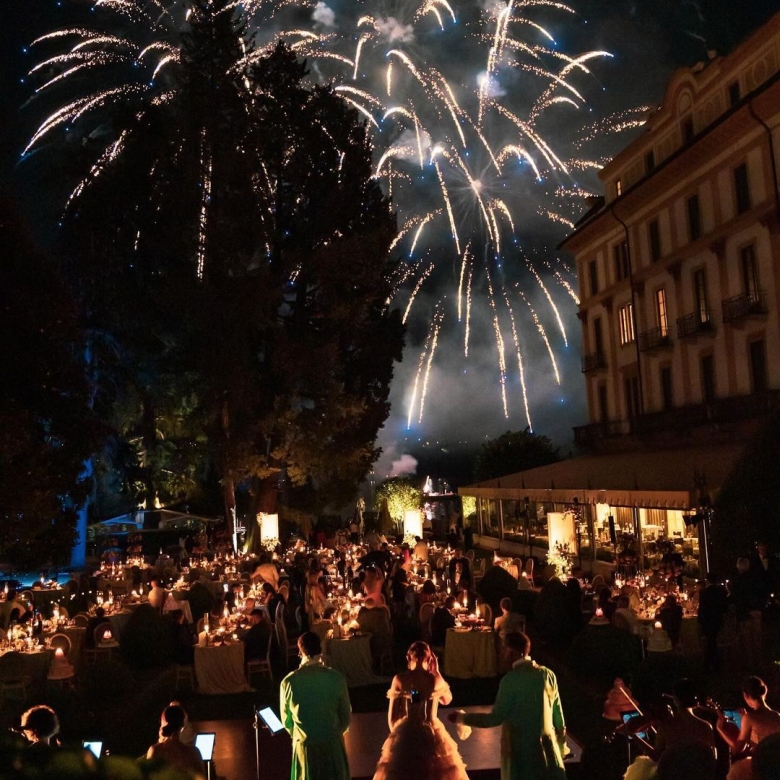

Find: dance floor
<box><xmin>194</xmin><ymin>706</ymin><xmax>582</xmax><ymax>780</ymax></box>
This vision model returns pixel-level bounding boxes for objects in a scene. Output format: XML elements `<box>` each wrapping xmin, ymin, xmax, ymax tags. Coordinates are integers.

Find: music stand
<box><xmin>253</xmin><ymin>706</ymin><xmax>285</xmax><ymax>780</ymax></box>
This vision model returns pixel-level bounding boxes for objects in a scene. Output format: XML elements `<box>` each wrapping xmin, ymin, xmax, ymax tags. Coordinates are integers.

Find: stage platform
<box><xmin>194</xmin><ymin>706</ymin><xmax>581</xmax><ymax>780</ymax></box>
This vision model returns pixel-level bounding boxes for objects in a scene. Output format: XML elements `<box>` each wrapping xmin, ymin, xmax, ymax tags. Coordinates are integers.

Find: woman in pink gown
<box><xmin>373</xmin><ymin>641</ymin><xmax>468</xmax><ymax>780</ymax></box>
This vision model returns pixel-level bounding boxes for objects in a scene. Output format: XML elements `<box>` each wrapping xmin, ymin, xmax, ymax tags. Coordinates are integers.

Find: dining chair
<box><xmin>73</xmin><ymin>613</ymin><xmax>89</xmax><ymax>628</ymax></box>
<box><xmin>275</xmin><ymin>617</ymin><xmax>298</xmax><ymax>670</ymax></box>
<box><xmin>246</xmin><ymin>631</ymin><xmax>274</xmax><ymax>686</ymax></box>
<box><xmin>0</xmin><ymin>652</ymin><xmax>30</xmax><ymax>707</ymax></box>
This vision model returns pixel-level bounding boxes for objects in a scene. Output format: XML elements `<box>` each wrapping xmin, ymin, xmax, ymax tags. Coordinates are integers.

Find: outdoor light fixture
<box><xmin>404</xmin><ymin>509</ymin><xmax>423</xmax><ymax>538</ymax></box>
<box><xmin>259</xmin><ymin>513</ymin><xmax>279</xmax><ymax>542</ymax></box>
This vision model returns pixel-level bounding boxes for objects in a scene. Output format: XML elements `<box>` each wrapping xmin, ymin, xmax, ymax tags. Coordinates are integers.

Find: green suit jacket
<box><xmin>462</xmin><ymin>659</ymin><xmax>566</xmax><ymax>780</ymax></box>
<box><xmin>280</xmin><ymin>660</ymin><xmax>351</xmax><ymax>780</ymax></box>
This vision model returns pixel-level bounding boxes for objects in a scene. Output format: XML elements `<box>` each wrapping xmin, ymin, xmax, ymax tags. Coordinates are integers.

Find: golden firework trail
<box><xmin>417</xmin><ymin>304</ymin><xmax>445</xmax><ymax>424</ymax></box>
<box><xmin>485</xmin><ymin>266</ymin><xmax>509</xmax><ymax>418</ymax></box>
<box><xmin>516</xmin><ymin>288</ymin><xmax>561</xmax><ymax>384</ymax></box>
<box><xmin>501</xmin><ymin>287</ymin><xmax>532</xmax><ymax>431</ymax></box>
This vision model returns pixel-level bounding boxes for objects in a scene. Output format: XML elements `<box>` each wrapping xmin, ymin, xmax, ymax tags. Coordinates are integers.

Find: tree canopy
<box><xmin>473</xmin><ymin>428</ymin><xmax>560</xmax><ymax>483</ymax></box>
<box><xmin>47</xmin><ymin>2</ymin><xmax>404</xmax><ymax>534</ymax></box>
<box><xmin>0</xmin><ymin>197</ymin><xmax>104</xmax><ymax>567</ymax></box>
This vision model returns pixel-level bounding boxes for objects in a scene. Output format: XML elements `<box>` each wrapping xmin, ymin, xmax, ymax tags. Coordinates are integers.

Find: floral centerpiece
<box><xmin>546</xmin><ymin>542</ymin><xmax>573</xmax><ymax>579</ymax></box>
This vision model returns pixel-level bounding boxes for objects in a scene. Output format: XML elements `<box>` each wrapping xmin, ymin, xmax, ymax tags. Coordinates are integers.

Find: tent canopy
<box><xmin>459</xmin><ymin>443</ymin><xmax>746</xmax><ymax>509</ymax></box>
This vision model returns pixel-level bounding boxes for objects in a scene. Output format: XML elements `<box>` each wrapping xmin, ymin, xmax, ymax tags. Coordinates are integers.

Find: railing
<box><xmin>676</xmin><ymin>310</ymin><xmax>714</xmax><ymax>339</ymax></box>
<box><xmin>581</xmin><ymin>351</ymin><xmax>607</xmax><ymax>373</ymax></box>
<box><xmin>573</xmin><ymin>420</ymin><xmax>627</xmax><ymax>445</ymax></box>
<box><xmin>721</xmin><ymin>290</ymin><xmax>767</xmax><ymax>323</ymax></box>
<box><xmin>573</xmin><ymin>390</ymin><xmax>780</xmax><ymax>446</ymax></box>
<box><xmin>638</xmin><ymin>326</ymin><xmax>672</xmax><ymax>352</ymax></box>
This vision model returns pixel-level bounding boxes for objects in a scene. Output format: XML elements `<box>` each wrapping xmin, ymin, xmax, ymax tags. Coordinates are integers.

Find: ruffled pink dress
<box><xmin>372</xmin><ymin>683</ymin><xmax>468</xmax><ymax>780</ymax></box>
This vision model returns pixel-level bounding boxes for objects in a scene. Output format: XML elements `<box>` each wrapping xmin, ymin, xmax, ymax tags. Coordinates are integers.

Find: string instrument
<box><xmin>702</xmin><ymin>698</ymin><xmax>751</xmax><ymax>761</ymax></box>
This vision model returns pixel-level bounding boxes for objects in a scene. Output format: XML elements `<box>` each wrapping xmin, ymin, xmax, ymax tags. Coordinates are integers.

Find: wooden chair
<box><xmin>524</xmin><ymin>558</ymin><xmax>535</xmax><ymax>581</ymax></box>
<box><xmin>247</xmin><ymin>630</ymin><xmax>274</xmax><ymax>686</ymax></box>
<box><xmin>73</xmin><ymin>613</ymin><xmax>89</xmax><ymax>628</ymax></box>
<box><xmin>49</xmin><ymin>633</ymin><xmax>72</xmax><ymax>656</ymax></box>
<box><xmin>294</xmin><ymin>606</ymin><xmax>303</xmax><ymax>635</ymax></box>
<box><xmin>466</xmin><ymin>550</ymin><xmax>475</xmax><ymax>564</ymax></box>
<box><xmin>590</xmin><ymin>575</ymin><xmax>606</xmax><ymax>592</ymax></box>
<box><xmin>472</xmin><ymin>558</ymin><xmax>486</xmax><ymax>584</ymax></box>
<box><xmin>278</xmin><ymin>583</ymin><xmax>290</xmax><ymax>604</ymax></box>
<box><xmin>84</xmin><ymin>622</ymin><xmax>114</xmax><ymax>664</ymax></box>
<box><xmin>480</xmin><ymin>603</ymin><xmax>493</xmax><ymax>626</ymax></box>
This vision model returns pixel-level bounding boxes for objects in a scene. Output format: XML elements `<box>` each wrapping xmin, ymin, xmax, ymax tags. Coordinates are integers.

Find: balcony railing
<box><xmin>676</xmin><ymin>310</ymin><xmax>714</xmax><ymax>339</ymax></box>
<box><xmin>638</xmin><ymin>326</ymin><xmax>672</xmax><ymax>352</ymax></box>
<box><xmin>721</xmin><ymin>290</ymin><xmax>767</xmax><ymax>323</ymax></box>
<box><xmin>581</xmin><ymin>351</ymin><xmax>607</xmax><ymax>373</ymax></box>
<box><xmin>573</xmin><ymin>420</ymin><xmax>627</xmax><ymax>446</ymax></box>
<box><xmin>573</xmin><ymin>390</ymin><xmax>780</xmax><ymax>447</ymax></box>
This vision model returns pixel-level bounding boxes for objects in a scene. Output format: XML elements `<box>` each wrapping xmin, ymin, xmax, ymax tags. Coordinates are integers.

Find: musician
<box><xmin>717</xmin><ymin>677</ymin><xmax>780</xmax><ymax>780</ymax></box>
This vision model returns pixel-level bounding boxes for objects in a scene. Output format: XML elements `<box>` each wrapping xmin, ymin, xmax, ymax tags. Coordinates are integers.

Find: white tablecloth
<box><xmin>194</xmin><ymin>643</ymin><xmax>251</xmax><ymax>695</ymax></box>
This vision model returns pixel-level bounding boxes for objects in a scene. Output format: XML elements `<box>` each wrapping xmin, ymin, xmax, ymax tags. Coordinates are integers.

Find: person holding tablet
<box><xmin>146</xmin><ymin>704</ymin><xmax>206</xmax><ymax>778</ymax></box>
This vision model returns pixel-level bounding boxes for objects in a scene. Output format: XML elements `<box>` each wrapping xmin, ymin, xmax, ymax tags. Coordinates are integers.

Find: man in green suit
<box><xmin>449</xmin><ymin>632</ymin><xmax>567</xmax><ymax>780</ymax></box>
<box><xmin>280</xmin><ymin>631</ymin><xmax>351</xmax><ymax>780</ymax></box>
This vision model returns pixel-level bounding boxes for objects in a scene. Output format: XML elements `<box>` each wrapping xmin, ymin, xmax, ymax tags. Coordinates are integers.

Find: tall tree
<box><xmin>473</xmin><ymin>428</ymin><xmax>560</xmax><ymax>483</ymax></box>
<box><xmin>51</xmin><ymin>3</ymin><xmax>403</xmax><ymax>536</ymax></box>
<box><xmin>0</xmin><ymin>197</ymin><xmax>104</xmax><ymax>568</ymax></box>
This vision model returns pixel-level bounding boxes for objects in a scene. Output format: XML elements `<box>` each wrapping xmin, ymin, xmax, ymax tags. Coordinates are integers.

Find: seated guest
<box><xmin>362</xmin><ymin>567</ymin><xmax>387</xmax><ymax>607</ymax></box>
<box><xmin>430</xmin><ymin>596</ymin><xmax>457</xmax><ymax>647</ymax></box>
<box><xmin>260</xmin><ymin>582</ymin><xmax>284</xmax><ymax>623</ymax></box>
<box><xmin>656</xmin><ymin>594</ymin><xmax>684</xmax><ymax>646</ymax></box>
<box><xmin>251</xmin><ymin>559</ymin><xmax>280</xmax><ymax>590</ymax></box>
<box><xmin>308</xmin><ymin>576</ymin><xmax>330</xmax><ymax>617</ymax></box>
<box><xmin>597</xmin><ymin>587</ymin><xmax>617</xmax><ymax>623</ymax></box>
<box><xmin>613</xmin><ymin>595</ymin><xmax>640</xmax><ymax>635</ymax></box>
<box><xmin>242</xmin><ymin>608</ymin><xmax>272</xmax><ymax>662</ymax></box>
<box><xmin>226</xmin><ymin>583</ymin><xmax>244</xmax><ymax>612</ymax></box>
<box><xmin>419</xmin><ymin>579</ymin><xmax>437</xmax><ymax>606</ymax></box>
<box><xmin>413</xmin><ymin>536</ymin><xmax>429</xmax><ymax>561</ymax></box>
<box><xmin>146</xmin><ymin>704</ymin><xmax>205</xmax><ymax>778</ymax></box>
<box><xmin>168</xmin><ymin>609</ymin><xmax>195</xmax><ymax>665</ymax></box>
<box><xmin>716</xmin><ymin>676</ymin><xmax>780</xmax><ymax>780</ymax></box>
<box><xmin>147</xmin><ymin>578</ymin><xmax>167</xmax><ymax>611</ymax></box>
<box><xmin>1</xmin><ymin>590</ymin><xmax>29</xmax><ymax>629</ymax></box>
<box><xmin>20</xmin><ymin>705</ymin><xmax>60</xmax><ymax>771</ymax></box>
<box><xmin>357</xmin><ymin>598</ymin><xmax>393</xmax><ymax>671</ymax></box>
<box><xmin>494</xmin><ymin>597</ymin><xmax>525</xmax><ymax>640</ymax></box>
<box><xmin>651</xmin><ymin>679</ymin><xmax>714</xmax><ymax>760</ymax></box>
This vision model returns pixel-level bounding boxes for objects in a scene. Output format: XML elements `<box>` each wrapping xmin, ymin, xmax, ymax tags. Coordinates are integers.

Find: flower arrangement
<box><xmin>546</xmin><ymin>542</ymin><xmax>573</xmax><ymax>579</ymax></box>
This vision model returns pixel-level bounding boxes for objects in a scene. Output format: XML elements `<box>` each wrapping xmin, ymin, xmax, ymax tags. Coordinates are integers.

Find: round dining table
<box><xmin>443</xmin><ymin>627</ymin><xmax>497</xmax><ymax>679</ymax></box>
<box><xmin>325</xmin><ymin>634</ymin><xmax>387</xmax><ymax>687</ymax></box>
<box><xmin>194</xmin><ymin>642</ymin><xmax>252</xmax><ymax>695</ymax></box>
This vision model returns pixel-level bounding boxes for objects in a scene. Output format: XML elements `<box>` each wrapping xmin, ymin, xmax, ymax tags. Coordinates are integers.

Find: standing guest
<box><xmin>251</xmin><ymin>559</ymin><xmax>280</xmax><ymax>591</ymax></box>
<box><xmin>146</xmin><ymin>704</ymin><xmax>205</xmax><ymax>778</ymax></box>
<box><xmin>20</xmin><ymin>705</ymin><xmax>60</xmax><ymax>771</ymax></box>
<box><xmin>449</xmin><ymin>632</ymin><xmax>566</xmax><ymax>780</ymax></box>
<box><xmin>280</xmin><ymin>632</ymin><xmax>351</xmax><ymax>780</ymax></box>
<box><xmin>698</xmin><ymin>573</ymin><xmax>729</xmax><ymax>673</ymax></box>
<box><xmin>147</xmin><ymin>578</ymin><xmax>167</xmax><ymax>611</ymax></box>
<box><xmin>448</xmin><ymin>549</ymin><xmax>472</xmax><ymax>590</ymax></box>
<box><xmin>168</xmin><ymin>609</ymin><xmax>195</xmax><ymax>665</ymax></box>
<box><xmin>494</xmin><ymin>598</ymin><xmax>525</xmax><ymax>641</ymax></box>
<box><xmin>242</xmin><ymin>608</ymin><xmax>272</xmax><ymax>662</ymax></box>
<box><xmin>750</xmin><ymin>542</ymin><xmax>779</xmax><ymax>605</ymax></box>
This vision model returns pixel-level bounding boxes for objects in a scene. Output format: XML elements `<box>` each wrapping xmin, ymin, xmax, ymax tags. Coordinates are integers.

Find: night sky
<box><xmin>3</xmin><ymin>1</ymin><xmax>778</xmax><ymax>482</ymax></box>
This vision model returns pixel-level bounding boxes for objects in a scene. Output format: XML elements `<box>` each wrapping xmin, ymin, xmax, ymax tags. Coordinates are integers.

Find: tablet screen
<box><xmin>258</xmin><ymin>707</ymin><xmax>285</xmax><ymax>734</ymax></box>
<box><xmin>83</xmin><ymin>741</ymin><xmax>102</xmax><ymax>759</ymax></box>
<box><xmin>195</xmin><ymin>733</ymin><xmax>215</xmax><ymax>761</ymax></box>
<box><xmin>621</xmin><ymin>711</ymin><xmax>648</xmax><ymax>741</ymax></box>
<box><xmin>722</xmin><ymin>709</ymin><xmax>743</xmax><ymax>731</ymax></box>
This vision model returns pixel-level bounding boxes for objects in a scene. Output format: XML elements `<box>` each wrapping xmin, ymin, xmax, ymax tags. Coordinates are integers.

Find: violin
<box><xmin>702</xmin><ymin>698</ymin><xmax>751</xmax><ymax>760</ymax></box>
